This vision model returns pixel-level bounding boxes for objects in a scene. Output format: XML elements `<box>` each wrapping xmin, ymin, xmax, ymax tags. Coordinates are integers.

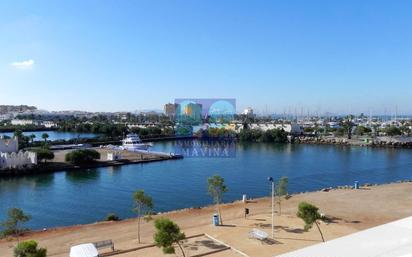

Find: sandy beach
<box><xmin>1</xmin><ymin>182</ymin><xmax>412</xmax><ymax>257</ymax></box>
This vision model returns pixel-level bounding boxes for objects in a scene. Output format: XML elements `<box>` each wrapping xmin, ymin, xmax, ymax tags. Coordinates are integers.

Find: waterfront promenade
<box><xmin>1</xmin><ymin>182</ymin><xmax>412</xmax><ymax>257</ymax></box>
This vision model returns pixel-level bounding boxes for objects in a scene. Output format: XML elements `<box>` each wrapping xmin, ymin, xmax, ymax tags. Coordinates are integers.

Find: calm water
<box><xmin>0</xmin><ymin>130</ymin><xmax>98</xmax><ymax>141</ymax></box>
<box><xmin>1</xmin><ymin>141</ymin><xmax>412</xmax><ymax>229</ymax></box>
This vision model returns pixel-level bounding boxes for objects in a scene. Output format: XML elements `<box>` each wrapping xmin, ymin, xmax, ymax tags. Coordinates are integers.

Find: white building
<box><xmin>11</xmin><ymin>119</ymin><xmax>35</xmax><ymax>126</ymax></box>
<box><xmin>248</xmin><ymin>123</ymin><xmax>303</xmax><ymax>135</ymax></box>
<box><xmin>274</xmin><ymin>123</ymin><xmax>303</xmax><ymax>135</ymax></box>
<box><xmin>242</xmin><ymin>107</ymin><xmax>254</xmax><ymax>116</ymax></box>
<box><xmin>107</xmin><ymin>152</ymin><xmax>122</xmax><ymax>161</ymax></box>
<box><xmin>41</xmin><ymin>121</ymin><xmax>56</xmax><ymax>128</ymax></box>
<box><xmin>0</xmin><ymin>113</ymin><xmax>13</xmax><ymax>121</ymax></box>
<box><xmin>0</xmin><ymin>137</ymin><xmax>37</xmax><ymax>170</ymax></box>
<box><xmin>0</xmin><ymin>151</ymin><xmax>37</xmax><ymax>170</ymax></box>
<box><xmin>327</xmin><ymin>121</ymin><xmax>341</xmax><ymax>129</ymax></box>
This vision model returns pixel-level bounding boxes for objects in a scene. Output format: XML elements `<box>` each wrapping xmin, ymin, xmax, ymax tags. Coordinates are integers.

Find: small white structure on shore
<box><xmin>107</xmin><ymin>151</ymin><xmax>122</xmax><ymax>161</ymax></box>
<box><xmin>10</xmin><ymin>119</ymin><xmax>35</xmax><ymax>126</ymax></box>
<box><xmin>248</xmin><ymin>123</ymin><xmax>303</xmax><ymax>135</ymax></box>
<box><xmin>276</xmin><ymin>216</ymin><xmax>412</xmax><ymax>257</ymax></box>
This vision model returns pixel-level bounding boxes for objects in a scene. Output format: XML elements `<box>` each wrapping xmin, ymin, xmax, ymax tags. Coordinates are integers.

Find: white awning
<box><xmin>69</xmin><ymin>243</ymin><xmax>98</xmax><ymax>257</ymax></box>
<box><xmin>277</xmin><ymin>216</ymin><xmax>412</xmax><ymax>257</ymax></box>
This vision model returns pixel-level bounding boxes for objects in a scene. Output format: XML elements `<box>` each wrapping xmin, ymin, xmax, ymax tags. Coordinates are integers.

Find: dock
<box><xmin>0</xmin><ymin>147</ymin><xmax>183</xmax><ymax>177</ymax></box>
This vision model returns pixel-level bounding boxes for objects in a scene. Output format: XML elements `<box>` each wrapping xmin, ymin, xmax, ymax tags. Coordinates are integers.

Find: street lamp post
<box><xmin>268</xmin><ymin>176</ymin><xmax>274</xmax><ymax>239</ymax></box>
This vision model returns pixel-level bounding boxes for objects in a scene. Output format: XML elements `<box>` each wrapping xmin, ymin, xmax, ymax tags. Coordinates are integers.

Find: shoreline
<box><xmin>295</xmin><ymin>136</ymin><xmax>412</xmax><ymax>148</ymax></box>
<box><xmin>2</xmin><ymin>181</ymin><xmax>412</xmax><ymax>256</ymax></box>
<box><xmin>8</xmin><ymin>179</ymin><xmax>412</xmax><ymax>234</ymax></box>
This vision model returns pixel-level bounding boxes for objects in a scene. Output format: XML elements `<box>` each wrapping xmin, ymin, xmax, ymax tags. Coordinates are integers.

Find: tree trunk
<box><xmin>315</xmin><ymin>221</ymin><xmax>325</xmax><ymax>242</ymax></box>
<box><xmin>16</xmin><ymin>224</ymin><xmax>20</xmax><ymax>243</ymax></box>
<box><xmin>279</xmin><ymin>199</ymin><xmax>282</xmax><ymax>216</ymax></box>
<box><xmin>176</xmin><ymin>242</ymin><xmax>186</xmax><ymax>257</ymax></box>
<box><xmin>217</xmin><ymin>204</ymin><xmax>223</xmax><ymax>225</ymax></box>
<box><xmin>137</xmin><ymin>216</ymin><xmax>141</xmax><ymax>243</ymax></box>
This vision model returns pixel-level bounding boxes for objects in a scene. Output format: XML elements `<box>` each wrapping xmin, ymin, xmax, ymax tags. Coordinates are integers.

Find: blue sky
<box><xmin>1</xmin><ymin>0</ymin><xmax>411</xmax><ymax>114</ymax></box>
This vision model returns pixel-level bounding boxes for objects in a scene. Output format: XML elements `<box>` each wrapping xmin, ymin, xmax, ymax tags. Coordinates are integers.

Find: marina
<box><xmin>2</xmin><ymin>1</ymin><xmax>412</xmax><ymax>255</ymax></box>
<box><xmin>1</xmin><ymin>141</ymin><xmax>411</xmax><ymax>230</ymax></box>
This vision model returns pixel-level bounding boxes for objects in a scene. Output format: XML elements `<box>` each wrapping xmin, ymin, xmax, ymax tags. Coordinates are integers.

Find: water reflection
<box><xmin>1</xmin><ymin>141</ymin><xmax>411</xmax><ymax>229</ymax></box>
<box><xmin>107</xmin><ymin>165</ymin><xmax>122</xmax><ymax>175</ymax></box>
<box><xmin>65</xmin><ymin>169</ymin><xmax>100</xmax><ymax>182</ymax></box>
<box><xmin>0</xmin><ymin>174</ymin><xmax>54</xmax><ymax>194</ymax></box>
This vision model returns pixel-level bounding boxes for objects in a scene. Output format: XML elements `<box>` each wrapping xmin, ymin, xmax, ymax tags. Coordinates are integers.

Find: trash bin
<box><xmin>244</xmin><ymin>208</ymin><xmax>249</xmax><ymax>218</ymax></box>
<box><xmin>354</xmin><ymin>181</ymin><xmax>359</xmax><ymax>189</ymax></box>
<box><xmin>213</xmin><ymin>213</ymin><xmax>219</xmax><ymax>226</ymax></box>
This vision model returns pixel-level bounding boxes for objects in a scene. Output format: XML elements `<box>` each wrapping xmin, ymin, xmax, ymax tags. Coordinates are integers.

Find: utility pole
<box><xmin>268</xmin><ymin>177</ymin><xmax>275</xmax><ymax>239</ymax></box>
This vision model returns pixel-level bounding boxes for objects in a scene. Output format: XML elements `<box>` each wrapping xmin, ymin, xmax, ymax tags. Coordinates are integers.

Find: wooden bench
<box><xmin>93</xmin><ymin>240</ymin><xmax>114</xmax><ymax>252</ymax></box>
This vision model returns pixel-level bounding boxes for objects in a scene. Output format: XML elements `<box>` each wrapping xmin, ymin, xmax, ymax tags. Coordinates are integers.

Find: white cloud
<box><xmin>10</xmin><ymin>59</ymin><xmax>34</xmax><ymax>70</ymax></box>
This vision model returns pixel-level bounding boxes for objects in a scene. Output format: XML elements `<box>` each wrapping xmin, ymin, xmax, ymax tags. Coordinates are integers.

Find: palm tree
<box><xmin>13</xmin><ymin>130</ymin><xmax>23</xmax><ymax>140</ymax></box>
<box><xmin>29</xmin><ymin>134</ymin><xmax>36</xmax><ymax>144</ymax></box>
<box><xmin>41</xmin><ymin>133</ymin><xmax>49</xmax><ymax>143</ymax></box>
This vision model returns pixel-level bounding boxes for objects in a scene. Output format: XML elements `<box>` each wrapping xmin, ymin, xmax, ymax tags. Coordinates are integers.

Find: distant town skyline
<box><xmin>1</xmin><ymin>1</ymin><xmax>412</xmax><ymax>114</ymax></box>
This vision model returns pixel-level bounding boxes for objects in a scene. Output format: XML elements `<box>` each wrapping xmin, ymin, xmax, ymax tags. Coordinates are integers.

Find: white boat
<box><xmin>122</xmin><ymin>134</ymin><xmax>152</xmax><ymax>151</ymax></box>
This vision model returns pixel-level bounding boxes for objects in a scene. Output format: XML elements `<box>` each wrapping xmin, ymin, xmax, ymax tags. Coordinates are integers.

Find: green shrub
<box><xmin>385</xmin><ymin>126</ymin><xmax>402</xmax><ymax>136</ymax></box>
<box><xmin>238</xmin><ymin>128</ymin><xmax>287</xmax><ymax>143</ymax></box>
<box><xmin>65</xmin><ymin>149</ymin><xmax>100</xmax><ymax>164</ymax></box>
<box><xmin>34</xmin><ymin>148</ymin><xmax>54</xmax><ymax>163</ymax></box>
<box><xmin>105</xmin><ymin>213</ymin><xmax>120</xmax><ymax>221</ymax></box>
<box><xmin>14</xmin><ymin>240</ymin><xmax>47</xmax><ymax>257</ymax></box>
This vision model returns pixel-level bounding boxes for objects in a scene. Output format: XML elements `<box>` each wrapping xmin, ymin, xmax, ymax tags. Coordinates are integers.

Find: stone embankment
<box><xmin>295</xmin><ymin>136</ymin><xmax>412</xmax><ymax>148</ymax></box>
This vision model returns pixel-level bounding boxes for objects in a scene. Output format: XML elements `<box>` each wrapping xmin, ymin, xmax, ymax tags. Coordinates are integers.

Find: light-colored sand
<box><xmin>116</xmin><ymin>235</ymin><xmax>238</xmax><ymax>257</ymax></box>
<box><xmin>1</xmin><ymin>182</ymin><xmax>412</xmax><ymax>257</ymax></box>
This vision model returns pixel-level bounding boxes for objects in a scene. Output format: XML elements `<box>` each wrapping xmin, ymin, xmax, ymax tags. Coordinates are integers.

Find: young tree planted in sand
<box><xmin>297</xmin><ymin>202</ymin><xmax>325</xmax><ymax>242</ymax></box>
<box><xmin>0</xmin><ymin>208</ymin><xmax>31</xmax><ymax>241</ymax></box>
<box><xmin>276</xmin><ymin>176</ymin><xmax>288</xmax><ymax>215</ymax></box>
<box><xmin>207</xmin><ymin>175</ymin><xmax>227</xmax><ymax>225</ymax></box>
<box><xmin>133</xmin><ymin>190</ymin><xmax>153</xmax><ymax>244</ymax></box>
<box><xmin>14</xmin><ymin>240</ymin><xmax>47</xmax><ymax>257</ymax></box>
<box><xmin>154</xmin><ymin>218</ymin><xmax>186</xmax><ymax>257</ymax></box>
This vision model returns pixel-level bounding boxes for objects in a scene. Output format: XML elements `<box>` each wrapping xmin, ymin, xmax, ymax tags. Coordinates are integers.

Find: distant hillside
<box><xmin>0</xmin><ymin>105</ymin><xmax>37</xmax><ymax>114</ymax></box>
